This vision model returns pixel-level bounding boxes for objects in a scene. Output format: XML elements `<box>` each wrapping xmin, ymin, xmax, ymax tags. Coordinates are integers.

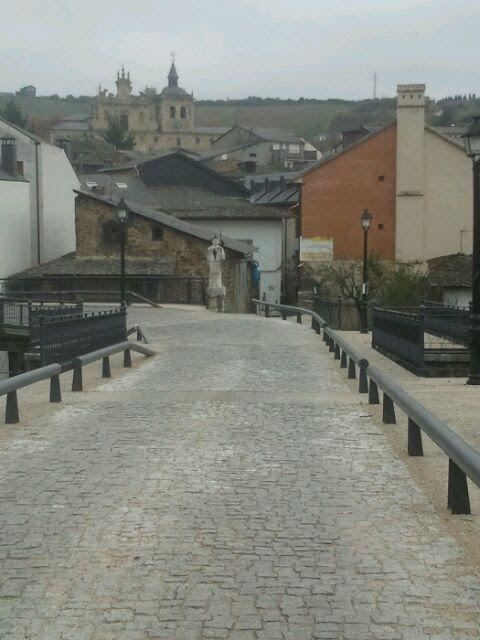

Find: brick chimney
<box><xmin>395</xmin><ymin>83</ymin><xmax>426</xmax><ymax>261</ymax></box>
<box><xmin>1</xmin><ymin>136</ymin><xmax>17</xmax><ymax>177</ymax></box>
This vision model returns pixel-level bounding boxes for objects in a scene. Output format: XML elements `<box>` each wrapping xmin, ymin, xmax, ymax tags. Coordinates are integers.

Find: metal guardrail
<box><xmin>71</xmin><ymin>341</ymin><xmax>156</xmax><ymax>392</ymax></box>
<box><xmin>0</xmin><ymin>364</ymin><xmax>62</xmax><ymax>424</ymax></box>
<box><xmin>253</xmin><ymin>298</ymin><xmax>480</xmax><ymax>515</ymax></box>
<box><xmin>0</xmin><ymin>340</ymin><xmax>156</xmax><ymax>424</ymax></box>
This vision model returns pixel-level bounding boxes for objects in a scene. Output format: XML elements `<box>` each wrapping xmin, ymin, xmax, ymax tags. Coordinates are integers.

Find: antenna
<box><xmin>373</xmin><ymin>72</ymin><xmax>378</xmax><ymax>100</ymax></box>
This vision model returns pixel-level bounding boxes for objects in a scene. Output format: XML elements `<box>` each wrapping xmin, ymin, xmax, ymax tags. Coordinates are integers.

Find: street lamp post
<box><xmin>360</xmin><ymin>208</ymin><xmax>373</xmax><ymax>334</ymax></box>
<box><xmin>462</xmin><ymin>117</ymin><xmax>480</xmax><ymax>384</ymax></box>
<box><xmin>115</xmin><ymin>198</ymin><xmax>130</xmax><ymax>306</ymax></box>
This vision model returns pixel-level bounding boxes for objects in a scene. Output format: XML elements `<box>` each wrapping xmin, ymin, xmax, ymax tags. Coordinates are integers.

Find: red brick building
<box><xmin>299</xmin><ymin>123</ymin><xmax>397</xmax><ymax>260</ymax></box>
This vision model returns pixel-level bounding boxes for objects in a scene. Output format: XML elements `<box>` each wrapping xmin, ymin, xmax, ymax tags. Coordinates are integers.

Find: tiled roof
<box><xmin>427</xmin><ymin>254</ymin><xmax>472</xmax><ymax>288</ymax></box>
<box><xmin>10</xmin><ymin>252</ymin><xmax>175</xmax><ymax>278</ymax></box>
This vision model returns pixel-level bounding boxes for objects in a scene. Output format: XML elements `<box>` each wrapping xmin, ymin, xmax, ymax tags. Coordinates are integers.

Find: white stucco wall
<box><xmin>0</xmin><ymin>122</ymin><xmax>39</xmax><ymax>264</ymax></box>
<box><xmin>0</xmin><ymin>179</ymin><xmax>31</xmax><ymax>279</ymax></box>
<box><xmin>40</xmin><ymin>144</ymin><xmax>79</xmax><ymax>262</ymax></box>
<box><xmin>182</xmin><ymin>218</ymin><xmax>284</xmax><ymax>302</ymax></box>
<box><xmin>0</xmin><ymin>120</ymin><xmax>79</xmax><ymax>266</ymax></box>
<box><xmin>423</xmin><ymin>130</ymin><xmax>473</xmax><ymax>260</ymax></box>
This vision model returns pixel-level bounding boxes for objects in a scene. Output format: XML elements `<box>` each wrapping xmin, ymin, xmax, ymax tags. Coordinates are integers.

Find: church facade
<box><xmin>87</xmin><ymin>63</ymin><xmax>224</xmax><ymax>153</ymax></box>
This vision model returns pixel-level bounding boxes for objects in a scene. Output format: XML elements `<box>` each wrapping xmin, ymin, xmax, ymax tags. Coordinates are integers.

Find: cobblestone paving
<box><xmin>1</xmin><ymin>309</ymin><xmax>480</xmax><ymax>639</ymax></box>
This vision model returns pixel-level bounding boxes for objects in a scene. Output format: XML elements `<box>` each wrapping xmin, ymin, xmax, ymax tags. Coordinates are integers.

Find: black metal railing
<box><xmin>253</xmin><ymin>298</ymin><xmax>480</xmax><ymax>516</ymax></box>
<box><xmin>39</xmin><ymin>308</ymin><xmax>127</xmax><ymax>366</ymax></box>
<box><xmin>372</xmin><ymin>308</ymin><xmax>425</xmax><ymax>370</ymax></box>
<box><xmin>422</xmin><ymin>301</ymin><xmax>470</xmax><ymax>345</ymax></box>
<box><xmin>0</xmin><ymin>297</ymin><xmax>83</xmax><ymax>336</ymax></box>
<box><xmin>3</xmin><ymin>275</ymin><xmax>208</xmax><ymax>305</ymax></box>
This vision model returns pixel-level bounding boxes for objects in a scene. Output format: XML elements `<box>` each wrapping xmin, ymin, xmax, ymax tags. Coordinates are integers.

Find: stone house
<box><xmin>83</xmin><ymin>151</ymin><xmax>297</xmax><ymax>304</ymax></box>
<box><xmin>0</xmin><ymin>119</ymin><xmax>79</xmax><ymax>274</ymax></box>
<box><xmin>9</xmin><ymin>191</ymin><xmax>253</xmax><ymax>313</ymax></box>
<box><xmin>427</xmin><ymin>254</ymin><xmax>472</xmax><ymax>307</ymax></box>
<box><xmin>295</xmin><ymin>84</ymin><xmax>473</xmax><ymax>265</ymax></box>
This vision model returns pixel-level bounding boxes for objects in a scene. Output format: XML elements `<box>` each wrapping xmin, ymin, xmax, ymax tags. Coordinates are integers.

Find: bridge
<box><xmin>0</xmin><ymin>306</ymin><xmax>479</xmax><ymax>639</ymax></box>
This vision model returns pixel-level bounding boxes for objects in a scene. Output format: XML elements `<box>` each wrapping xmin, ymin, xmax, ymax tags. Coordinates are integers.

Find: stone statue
<box><xmin>207</xmin><ymin>236</ymin><xmax>226</xmax><ymax>311</ymax></box>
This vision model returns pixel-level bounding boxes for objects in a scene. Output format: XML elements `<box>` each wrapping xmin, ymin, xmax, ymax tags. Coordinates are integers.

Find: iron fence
<box><xmin>3</xmin><ymin>276</ymin><xmax>208</xmax><ymax>305</ymax></box>
<box><xmin>0</xmin><ymin>298</ymin><xmax>84</xmax><ymax>336</ymax></box>
<box><xmin>421</xmin><ymin>301</ymin><xmax>470</xmax><ymax>345</ymax></box>
<box><xmin>39</xmin><ymin>308</ymin><xmax>127</xmax><ymax>366</ymax></box>
<box><xmin>372</xmin><ymin>308</ymin><xmax>425</xmax><ymax>371</ymax></box>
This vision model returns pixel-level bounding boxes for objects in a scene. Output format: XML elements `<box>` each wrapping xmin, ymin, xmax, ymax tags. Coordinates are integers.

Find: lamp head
<box><xmin>361</xmin><ymin>208</ymin><xmax>373</xmax><ymax>230</ymax></box>
<box><xmin>116</xmin><ymin>197</ymin><xmax>129</xmax><ymax>223</ymax></box>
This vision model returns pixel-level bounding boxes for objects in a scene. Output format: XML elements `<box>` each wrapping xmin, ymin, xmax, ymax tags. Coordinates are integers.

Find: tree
<box><xmin>101</xmin><ymin>119</ymin><xmax>136</xmax><ymax>150</ymax></box>
<box><xmin>0</xmin><ymin>100</ymin><xmax>27</xmax><ymax>128</ymax></box>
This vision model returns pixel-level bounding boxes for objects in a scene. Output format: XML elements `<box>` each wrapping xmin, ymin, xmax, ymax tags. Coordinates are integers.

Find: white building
<box><xmin>0</xmin><ymin>161</ymin><xmax>31</xmax><ymax>280</ymax></box>
<box><xmin>0</xmin><ymin>117</ymin><xmax>79</xmax><ymax>272</ymax></box>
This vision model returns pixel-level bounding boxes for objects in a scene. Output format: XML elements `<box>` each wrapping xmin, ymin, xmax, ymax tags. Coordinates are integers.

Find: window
<box><xmin>119</xmin><ymin>114</ymin><xmax>129</xmax><ymax>130</ymax></box>
<box><xmin>116</xmin><ymin>182</ymin><xmax>128</xmax><ymax>189</ymax></box>
<box><xmin>249</xmin><ymin>153</ymin><xmax>257</xmax><ymax>158</ymax></box>
<box><xmin>151</xmin><ymin>225</ymin><xmax>164</xmax><ymax>241</ymax></box>
<box><xmin>378</xmin><ymin>175</ymin><xmax>385</xmax><ymax>182</ymax></box>
<box><xmin>169</xmin><ymin>106</ymin><xmax>176</xmax><ymax>118</ymax></box>
<box><xmin>104</xmin><ymin>110</ymin><xmax>110</xmax><ymax>121</ymax></box>
<box><xmin>378</xmin><ymin>223</ymin><xmax>384</xmax><ymax>230</ymax></box>
<box><xmin>272</xmin><ymin>143</ymin><xmax>281</xmax><ymax>151</ymax></box>
<box><xmin>16</xmin><ymin>161</ymin><xmax>24</xmax><ymax>176</ymax></box>
<box><xmin>288</xmin><ymin>143</ymin><xmax>300</xmax><ymax>154</ymax></box>
<box><xmin>221</xmin><ymin>153</ymin><xmax>228</xmax><ymax>160</ymax></box>
<box><xmin>177</xmin><ymin>138</ymin><xmax>181</xmax><ymax>147</ymax></box>
<box><xmin>180</xmin><ymin>106</ymin><xmax>187</xmax><ymax>119</ymax></box>
<box><xmin>139</xmin><ymin>111</ymin><xmax>144</xmax><ymax>124</ymax></box>
<box><xmin>196</xmin><ymin>137</ymin><xmax>201</xmax><ymax>144</ymax></box>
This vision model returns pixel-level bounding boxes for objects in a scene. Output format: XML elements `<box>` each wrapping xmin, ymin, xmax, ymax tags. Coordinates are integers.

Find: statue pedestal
<box><xmin>207</xmin><ymin>286</ymin><xmax>226</xmax><ymax>312</ymax></box>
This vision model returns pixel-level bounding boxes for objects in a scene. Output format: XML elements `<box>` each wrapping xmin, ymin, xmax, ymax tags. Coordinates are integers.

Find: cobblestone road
<box><xmin>1</xmin><ymin>309</ymin><xmax>480</xmax><ymax>639</ymax></box>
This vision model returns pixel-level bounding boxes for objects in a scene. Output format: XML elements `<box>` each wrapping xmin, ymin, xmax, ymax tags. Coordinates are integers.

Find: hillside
<box><xmin>1</xmin><ymin>94</ymin><xmax>478</xmax><ymax>142</ymax></box>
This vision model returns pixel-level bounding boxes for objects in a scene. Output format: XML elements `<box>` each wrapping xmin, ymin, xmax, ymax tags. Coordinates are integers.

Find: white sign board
<box><xmin>300</xmin><ymin>237</ymin><xmax>334</xmax><ymax>262</ymax></box>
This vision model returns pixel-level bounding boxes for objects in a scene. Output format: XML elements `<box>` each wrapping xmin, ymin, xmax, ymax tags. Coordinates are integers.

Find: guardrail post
<box><xmin>297</xmin><ymin>312</ymin><xmax>302</xmax><ymax>324</ymax></box>
<box><xmin>368</xmin><ymin>379</ymin><xmax>379</xmax><ymax>404</ymax></box>
<box><xmin>265</xmin><ymin>306</ymin><xmax>270</xmax><ymax>318</ymax></box>
<box><xmin>136</xmin><ymin>325</ymin><xmax>142</xmax><ymax>341</ymax></box>
<box><xmin>334</xmin><ymin>344</ymin><xmax>340</xmax><ymax>360</ymax></box>
<box><xmin>329</xmin><ymin>339</ymin><xmax>335</xmax><ymax>353</ymax></box>
<box><xmin>348</xmin><ymin>358</ymin><xmax>356</xmax><ymax>379</ymax></box>
<box><xmin>323</xmin><ymin>330</ymin><xmax>328</xmax><ymax>345</ymax></box>
<box><xmin>358</xmin><ymin>362</ymin><xmax>368</xmax><ymax>394</ymax></box>
<box><xmin>448</xmin><ymin>459</ymin><xmax>471</xmax><ymax>514</ymax></box>
<box><xmin>102</xmin><ymin>356</ymin><xmax>111</xmax><ymax>378</ymax></box>
<box><xmin>72</xmin><ymin>364</ymin><xmax>83</xmax><ymax>392</ymax></box>
<box><xmin>311</xmin><ymin>317</ymin><xmax>315</xmax><ymax>330</ymax></box>
<box><xmin>340</xmin><ymin>351</ymin><xmax>347</xmax><ymax>368</ymax></box>
<box><xmin>5</xmin><ymin>391</ymin><xmax>19</xmax><ymax>424</ymax></box>
<box><xmin>50</xmin><ymin>374</ymin><xmax>61</xmax><ymax>403</ymax></box>
<box><xmin>407</xmin><ymin>418</ymin><xmax>423</xmax><ymax>456</ymax></box>
<box><xmin>382</xmin><ymin>393</ymin><xmax>396</xmax><ymax>424</ymax></box>
<box><xmin>281</xmin><ymin>311</ymin><xmax>287</xmax><ymax>320</ymax></box>
<box><xmin>315</xmin><ymin>322</ymin><xmax>321</xmax><ymax>335</ymax></box>
<box><xmin>123</xmin><ymin>348</ymin><xmax>132</xmax><ymax>368</ymax></box>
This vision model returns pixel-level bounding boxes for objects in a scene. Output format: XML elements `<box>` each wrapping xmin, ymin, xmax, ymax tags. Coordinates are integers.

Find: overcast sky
<box><xmin>1</xmin><ymin>0</ymin><xmax>479</xmax><ymax>100</ymax></box>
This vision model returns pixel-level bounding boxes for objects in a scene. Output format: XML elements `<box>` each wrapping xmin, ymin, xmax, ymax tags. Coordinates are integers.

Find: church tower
<box><xmin>158</xmin><ymin>59</ymin><xmax>194</xmax><ymax>136</ymax></box>
<box><xmin>115</xmin><ymin>66</ymin><xmax>132</xmax><ymax>101</ymax></box>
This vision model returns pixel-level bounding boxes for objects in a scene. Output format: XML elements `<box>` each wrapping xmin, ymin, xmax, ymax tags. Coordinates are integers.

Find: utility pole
<box><xmin>373</xmin><ymin>73</ymin><xmax>378</xmax><ymax>100</ymax></box>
